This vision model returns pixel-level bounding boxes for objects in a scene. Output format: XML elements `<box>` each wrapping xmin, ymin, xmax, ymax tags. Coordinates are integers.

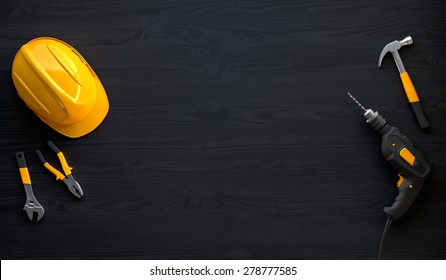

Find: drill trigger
<box><xmin>396</xmin><ymin>174</ymin><xmax>404</xmax><ymax>188</ymax></box>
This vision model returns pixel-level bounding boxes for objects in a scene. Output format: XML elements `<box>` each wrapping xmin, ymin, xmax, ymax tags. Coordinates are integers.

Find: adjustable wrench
<box><xmin>16</xmin><ymin>151</ymin><xmax>45</xmax><ymax>221</ymax></box>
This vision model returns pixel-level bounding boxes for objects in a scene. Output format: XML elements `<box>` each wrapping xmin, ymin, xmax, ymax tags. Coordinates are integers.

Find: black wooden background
<box><xmin>1</xmin><ymin>0</ymin><xmax>445</xmax><ymax>260</ymax></box>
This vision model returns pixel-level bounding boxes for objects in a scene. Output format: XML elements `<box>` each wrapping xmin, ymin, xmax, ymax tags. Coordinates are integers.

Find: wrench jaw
<box><xmin>64</xmin><ymin>175</ymin><xmax>84</xmax><ymax>198</ymax></box>
<box><xmin>23</xmin><ymin>201</ymin><xmax>45</xmax><ymax>221</ymax></box>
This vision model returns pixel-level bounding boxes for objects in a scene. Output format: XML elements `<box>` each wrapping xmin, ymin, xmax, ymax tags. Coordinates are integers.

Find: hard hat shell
<box><xmin>12</xmin><ymin>37</ymin><xmax>109</xmax><ymax>138</ymax></box>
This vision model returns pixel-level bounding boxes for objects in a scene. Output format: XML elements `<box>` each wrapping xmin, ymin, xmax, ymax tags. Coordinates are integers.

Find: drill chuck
<box><xmin>364</xmin><ymin>109</ymin><xmax>390</xmax><ymax>135</ymax></box>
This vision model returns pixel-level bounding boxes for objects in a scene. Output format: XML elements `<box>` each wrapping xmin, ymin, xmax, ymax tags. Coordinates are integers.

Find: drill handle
<box><xmin>384</xmin><ymin>176</ymin><xmax>426</xmax><ymax>221</ymax></box>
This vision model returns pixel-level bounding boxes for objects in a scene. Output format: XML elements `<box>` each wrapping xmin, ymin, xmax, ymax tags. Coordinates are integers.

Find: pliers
<box><xmin>36</xmin><ymin>141</ymin><xmax>84</xmax><ymax>198</ymax></box>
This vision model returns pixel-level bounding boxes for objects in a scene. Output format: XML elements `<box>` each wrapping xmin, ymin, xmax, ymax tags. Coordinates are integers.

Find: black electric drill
<box><xmin>348</xmin><ymin>93</ymin><xmax>431</xmax><ymax>258</ymax></box>
<box><xmin>348</xmin><ymin>93</ymin><xmax>430</xmax><ymax>220</ymax></box>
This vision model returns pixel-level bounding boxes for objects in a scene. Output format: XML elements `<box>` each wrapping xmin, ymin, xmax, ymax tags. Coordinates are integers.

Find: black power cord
<box><xmin>378</xmin><ymin>218</ymin><xmax>393</xmax><ymax>260</ymax></box>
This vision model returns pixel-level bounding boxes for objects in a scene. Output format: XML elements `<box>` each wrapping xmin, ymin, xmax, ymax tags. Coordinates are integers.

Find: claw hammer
<box><xmin>378</xmin><ymin>36</ymin><xmax>429</xmax><ymax>129</ymax></box>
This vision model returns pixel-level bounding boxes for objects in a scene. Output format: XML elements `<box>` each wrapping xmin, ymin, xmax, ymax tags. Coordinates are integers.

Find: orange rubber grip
<box><xmin>57</xmin><ymin>152</ymin><xmax>72</xmax><ymax>176</ymax></box>
<box><xmin>400</xmin><ymin>72</ymin><xmax>420</xmax><ymax>103</ymax></box>
<box><xmin>44</xmin><ymin>162</ymin><xmax>65</xmax><ymax>181</ymax></box>
<box><xmin>19</xmin><ymin>167</ymin><xmax>31</xmax><ymax>185</ymax></box>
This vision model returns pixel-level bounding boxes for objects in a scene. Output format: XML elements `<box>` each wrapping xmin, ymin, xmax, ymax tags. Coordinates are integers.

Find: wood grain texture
<box><xmin>1</xmin><ymin>0</ymin><xmax>446</xmax><ymax>259</ymax></box>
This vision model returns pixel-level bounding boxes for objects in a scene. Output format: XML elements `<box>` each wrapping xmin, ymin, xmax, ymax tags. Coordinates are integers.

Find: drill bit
<box><xmin>347</xmin><ymin>92</ymin><xmax>387</xmax><ymax>130</ymax></box>
<box><xmin>347</xmin><ymin>92</ymin><xmax>366</xmax><ymax>111</ymax></box>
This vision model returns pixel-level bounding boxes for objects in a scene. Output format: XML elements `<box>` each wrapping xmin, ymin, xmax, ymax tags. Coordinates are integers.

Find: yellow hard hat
<box><xmin>12</xmin><ymin>37</ymin><xmax>109</xmax><ymax>138</ymax></box>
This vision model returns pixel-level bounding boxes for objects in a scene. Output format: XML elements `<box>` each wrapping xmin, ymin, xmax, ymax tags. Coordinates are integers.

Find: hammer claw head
<box><xmin>378</xmin><ymin>36</ymin><xmax>413</xmax><ymax>68</ymax></box>
<box><xmin>378</xmin><ymin>40</ymin><xmax>400</xmax><ymax>67</ymax></box>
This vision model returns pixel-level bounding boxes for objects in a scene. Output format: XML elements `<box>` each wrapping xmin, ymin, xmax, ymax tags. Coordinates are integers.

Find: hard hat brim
<box><xmin>38</xmin><ymin>75</ymin><xmax>109</xmax><ymax>138</ymax></box>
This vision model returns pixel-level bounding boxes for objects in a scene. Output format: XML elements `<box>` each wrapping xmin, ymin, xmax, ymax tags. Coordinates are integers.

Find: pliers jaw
<box><xmin>64</xmin><ymin>175</ymin><xmax>84</xmax><ymax>198</ymax></box>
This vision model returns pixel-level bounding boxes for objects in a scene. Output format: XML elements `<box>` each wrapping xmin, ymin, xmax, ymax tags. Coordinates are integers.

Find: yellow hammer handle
<box><xmin>400</xmin><ymin>72</ymin><xmax>419</xmax><ymax>103</ymax></box>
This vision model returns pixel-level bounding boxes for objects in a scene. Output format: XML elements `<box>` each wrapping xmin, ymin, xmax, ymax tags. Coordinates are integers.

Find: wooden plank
<box><xmin>0</xmin><ymin>0</ymin><xmax>445</xmax><ymax>259</ymax></box>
